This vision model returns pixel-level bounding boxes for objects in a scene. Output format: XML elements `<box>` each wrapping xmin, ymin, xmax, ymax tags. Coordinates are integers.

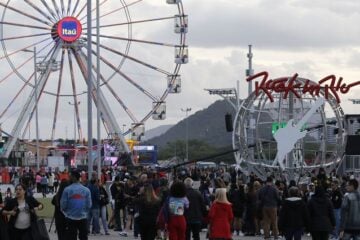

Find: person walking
<box><xmin>48</xmin><ymin>172</ymin><xmax>55</xmax><ymax>194</ymax></box>
<box><xmin>99</xmin><ymin>181</ymin><xmax>110</xmax><ymax>235</ymax></box>
<box><xmin>257</xmin><ymin>176</ymin><xmax>280</xmax><ymax>239</ymax></box>
<box><xmin>330</xmin><ymin>179</ymin><xmax>342</xmax><ymax>240</ymax></box>
<box><xmin>184</xmin><ymin>177</ymin><xmax>207</xmax><ymax>240</ymax></box>
<box><xmin>135</xmin><ymin>184</ymin><xmax>161</xmax><ymax>240</ymax></box>
<box><xmin>279</xmin><ymin>186</ymin><xmax>310</xmax><ymax>240</ymax></box>
<box><xmin>208</xmin><ymin>188</ymin><xmax>233</xmax><ymax>240</ymax></box>
<box><xmin>60</xmin><ymin>170</ymin><xmax>92</xmax><ymax>240</ymax></box>
<box><xmin>243</xmin><ymin>183</ymin><xmax>257</xmax><ymax>236</ymax></box>
<box><xmin>167</xmin><ymin>181</ymin><xmax>189</xmax><ymax>240</ymax></box>
<box><xmin>110</xmin><ymin>176</ymin><xmax>126</xmax><ymax>235</ymax></box>
<box><xmin>339</xmin><ymin>179</ymin><xmax>360</xmax><ymax>240</ymax></box>
<box><xmin>2</xmin><ymin>183</ymin><xmax>44</xmax><ymax>240</ymax></box>
<box><xmin>40</xmin><ymin>173</ymin><xmax>48</xmax><ymax>198</ymax></box>
<box><xmin>228</xmin><ymin>180</ymin><xmax>245</xmax><ymax>237</ymax></box>
<box><xmin>307</xmin><ymin>186</ymin><xmax>335</xmax><ymax>240</ymax></box>
<box><xmin>87</xmin><ymin>178</ymin><xmax>101</xmax><ymax>235</ymax></box>
<box><xmin>52</xmin><ymin>179</ymin><xmax>70</xmax><ymax>240</ymax></box>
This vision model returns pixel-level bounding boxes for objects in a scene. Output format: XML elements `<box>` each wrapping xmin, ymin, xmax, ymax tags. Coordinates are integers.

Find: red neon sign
<box><xmin>246</xmin><ymin>72</ymin><xmax>360</xmax><ymax>103</ymax></box>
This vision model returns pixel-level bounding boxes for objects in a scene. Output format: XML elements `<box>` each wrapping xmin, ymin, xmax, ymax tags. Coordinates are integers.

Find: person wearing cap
<box><xmin>60</xmin><ymin>170</ymin><xmax>92</xmax><ymax>240</ymax></box>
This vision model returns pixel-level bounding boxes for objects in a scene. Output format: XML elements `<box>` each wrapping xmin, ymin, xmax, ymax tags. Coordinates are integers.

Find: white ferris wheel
<box><xmin>0</xmin><ymin>0</ymin><xmax>188</xmax><ymax>162</ymax></box>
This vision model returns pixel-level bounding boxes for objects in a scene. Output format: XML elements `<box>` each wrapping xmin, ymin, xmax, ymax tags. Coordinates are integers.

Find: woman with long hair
<box><xmin>2</xmin><ymin>183</ymin><xmax>44</xmax><ymax>240</ymax></box>
<box><xmin>208</xmin><ymin>188</ymin><xmax>233</xmax><ymax>240</ymax></box>
<box><xmin>228</xmin><ymin>181</ymin><xmax>245</xmax><ymax>236</ymax></box>
<box><xmin>98</xmin><ymin>180</ymin><xmax>110</xmax><ymax>235</ymax></box>
<box><xmin>135</xmin><ymin>183</ymin><xmax>161</xmax><ymax>240</ymax></box>
<box><xmin>51</xmin><ymin>179</ymin><xmax>70</xmax><ymax>240</ymax></box>
<box><xmin>167</xmin><ymin>181</ymin><xmax>189</xmax><ymax>240</ymax></box>
<box><xmin>243</xmin><ymin>183</ymin><xmax>257</xmax><ymax>236</ymax></box>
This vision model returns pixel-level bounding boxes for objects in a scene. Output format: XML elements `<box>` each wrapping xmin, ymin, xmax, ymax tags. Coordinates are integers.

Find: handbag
<box><xmin>156</xmin><ymin>198</ymin><xmax>170</xmax><ymax>230</ymax></box>
<box><xmin>99</xmin><ymin>196</ymin><xmax>109</xmax><ymax>206</ymax></box>
<box><xmin>31</xmin><ymin>218</ymin><xmax>50</xmax><ymax>240</ymax></box>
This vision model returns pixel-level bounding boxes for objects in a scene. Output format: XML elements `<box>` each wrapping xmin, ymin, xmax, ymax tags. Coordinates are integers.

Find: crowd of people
<box><xmin>0</xmin><ymin>165</ymin><xmax>359</xmax><ymax>240</ymax></box>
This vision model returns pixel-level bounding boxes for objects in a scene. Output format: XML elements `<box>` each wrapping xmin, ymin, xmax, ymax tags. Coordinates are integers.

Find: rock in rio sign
<box><xmin>247</xmin><ymin>71</ymin><xmax>360</xmax><ymax>103</ymax></box>
<box><xmin>57</xmin><ymin>17</ymin><xmax>82</xmax><ymax>43</ymax></box>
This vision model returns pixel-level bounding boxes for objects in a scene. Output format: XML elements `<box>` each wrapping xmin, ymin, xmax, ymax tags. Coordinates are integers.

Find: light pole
<box><xmin>87</xmin><ymin>0</ymin><xmax>93</xmax><ymax>177</ymax></box>
<box><xmin>68</xmin><ymin>101</ymin><xmax>81</xmax><ymax>145</ymax></box>
<box><xmin>181</xmin><ymin>107</ymin><xmax>191</xmax><ymax>161</ymax></box>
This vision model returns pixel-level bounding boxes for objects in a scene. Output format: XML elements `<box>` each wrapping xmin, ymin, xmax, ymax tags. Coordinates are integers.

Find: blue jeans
<box><xmin>100</xmin><ymin>206</ymin><xmax>109</xmax><ymax>234</ymax></box>
<box><xmin>332</xmin><ymin>208</ymin><xmax>341</xmax><ymax>238</ymax></box>
<box><xmin>88</xmin><ymin>208</ymin><xmax>100</xmax><ymax>233</ymax></box>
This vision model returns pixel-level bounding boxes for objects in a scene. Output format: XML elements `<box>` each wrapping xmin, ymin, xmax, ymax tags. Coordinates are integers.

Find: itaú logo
<box><xmin>62</xmin><ymin>22</ymin><xmax>77</xmax><ymax>36</ymax></box>
<box><xmin>57</xmin><ymin>17</ymin><xmax>82</xmax><ymax>43</ymax></box>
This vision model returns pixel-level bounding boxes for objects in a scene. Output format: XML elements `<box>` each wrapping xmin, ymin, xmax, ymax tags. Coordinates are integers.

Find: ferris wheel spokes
<box><xmin>0</xmin><ymin>72</ymin><xmax>34</xmax><ymax>120</ymax></box>
<box><xmin>89</xmin><ymin>62</ymin><xmax>140</xmax><ymax>124</ymax></box>
<box><xmin>40</xmin><ymin>0</ymin><xmax>59</xmax><ymax>21</ymax></box>
<box><xmin>70</xmin><ymin>0</ymin><xmax>80</xmax><ymax>17</ymax></box>
<box><xmin>67</xmin><ymin>49</ymin><xmax>83</xmax><ymax>141</ymax></box>
<box><xmin>84</xmin><ymin>16</ymin><xmax>177</xmax><ymax>30</ymax></box>
<box><xmin>50</xmin><ymin>0</ymin><xmax>62</xmax><ymax>19</ymax></box>
<box><xmin>80</xmin><ymin>0</ymin><xmax>142</xmax><ymax>24</ymax></box>
<box><xmin>95</xmin><ymin>41</ymin><xmax>172</xmax><ymax>75</ymax></box>
<box><xmin>73</xmin><ymin>49</ymin><xmax>130</xmax><ymax>153</ymax></box>
<box><xmin>24</xmin><ymin>0</ymin><xmax>57</xmax><ymax>24</ymax></box>
<box><xmin>50</xmin><ymin>49</ymin><xmax>66</xmax><ymax>142</ymax></box>
<box><xmin>0</xmin><ymin>2</ymin><xmax>52</xmax><ymax>27</ymax></box>
<box><xmin>92</xmin><ymin>50</ymin><xmax>158</xmax><ymax>102</ymax></box>
<box><xmin>1</xmin><ymin>44</ymin><xmax>62</xmax><ymax>159</ymax></box>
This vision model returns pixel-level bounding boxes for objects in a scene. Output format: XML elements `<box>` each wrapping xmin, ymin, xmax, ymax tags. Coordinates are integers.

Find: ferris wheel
<box><xmin>0</xmin><ymin>0</ymin><xmax>188</xmax><ymax>160</ymax></box>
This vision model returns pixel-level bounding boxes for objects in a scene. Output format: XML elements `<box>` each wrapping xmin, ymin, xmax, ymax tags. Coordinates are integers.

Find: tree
<box><xmin>158</xmin><ymin>139</ymin><xmax>234</xmax><ymax>163</ymax></box>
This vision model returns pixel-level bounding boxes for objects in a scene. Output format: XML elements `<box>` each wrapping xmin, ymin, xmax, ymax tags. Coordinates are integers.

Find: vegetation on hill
<box><xmin>146</xmin><ymin>100</ymin><xmax>237</xmax><ymax>163</ymax></box>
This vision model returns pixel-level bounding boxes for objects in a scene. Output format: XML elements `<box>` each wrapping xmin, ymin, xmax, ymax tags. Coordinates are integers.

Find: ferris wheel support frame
<box><xmin>1</xmin><ymin>44</ymin><xmax>62</xmax><ymax>159</ymax></box>
<box><xmin>73</xmin><ymin>48</ymin><xmax>130</xmax><ymax>153</ymax></box>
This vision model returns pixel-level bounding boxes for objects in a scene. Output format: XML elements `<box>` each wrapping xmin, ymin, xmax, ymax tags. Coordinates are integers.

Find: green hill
<box><xmin>145</xmin><ymin>99</ymin><xmax>236</xmax><ymax>150</ymax></box>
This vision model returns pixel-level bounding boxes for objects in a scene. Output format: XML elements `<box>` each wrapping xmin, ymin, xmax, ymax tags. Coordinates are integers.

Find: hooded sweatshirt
<box><xmin>307</xmin><ymin>192</ymin><xmax>335</xmax><ymax>232</ymax></box>
<box><xmin>279</xmin><ymin>197</ymin><xmax>309</xmax><ymax>231</ymax></box>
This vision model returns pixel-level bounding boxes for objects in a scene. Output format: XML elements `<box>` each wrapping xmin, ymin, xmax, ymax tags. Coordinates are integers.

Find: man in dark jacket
<box><xmin>279</xmin><ymin>187</ymin><xmax>309</xmax><ymax>240</ymax></box>
<box><xmin>258</xmin><ymin>176</ymin><xmax>280</xmax><ymax>239</ymax></box>
<box><xmin>87</xmin><ymin>179</ymin><xmax>100</xmax><ymax>234</ymax></box>
<box><xmin>340</xmin><ymin>179</ymin><xmax>360</xmax><ymax>240</ymax></box>
<box><xmin>184</xmin><ymin>177</ymin><xmax>206</xmax><ymax>240</ymax></box>
<box><xmin>110</xmin><ymin>176</ymin><xmax>125</xmax><ymax>233</ymax></box>
<box><xmin>307</xmin><ymin>186</ymin><xmax>335</xmax><ymax>240</ymax></box>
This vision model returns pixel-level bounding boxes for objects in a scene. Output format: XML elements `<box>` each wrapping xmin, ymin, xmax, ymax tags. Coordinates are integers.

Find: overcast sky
<box><xmin>0</xmin><ymin>0</ymin><xmax>359</xmax><ymax>140</ymax></box>
<box><xmin>174</xmin><ymin>0</ymin><xmax>360</xmax><ymax>123</ymax></box>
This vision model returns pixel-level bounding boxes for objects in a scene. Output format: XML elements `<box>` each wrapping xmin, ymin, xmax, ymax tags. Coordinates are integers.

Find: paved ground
<box><xmin>45</xmin><ymin>220</ymin><xmax>312</xmax><ymax>240</ymax></box>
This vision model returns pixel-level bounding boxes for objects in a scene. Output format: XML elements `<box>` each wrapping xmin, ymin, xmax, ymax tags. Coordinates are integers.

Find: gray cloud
<box><xmin>182</xmin><ymin>0</ymin><xmax>360</xmax><ymax>50</ymax></box>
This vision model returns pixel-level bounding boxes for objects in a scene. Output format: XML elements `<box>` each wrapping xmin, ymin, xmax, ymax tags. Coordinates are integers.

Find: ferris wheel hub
<box><xmin>54</xmin><ymin>17</ymin><xmax>82</xmax><ymax>43</ymax></box>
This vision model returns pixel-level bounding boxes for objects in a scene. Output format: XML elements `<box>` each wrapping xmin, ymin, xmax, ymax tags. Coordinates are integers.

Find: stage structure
<box><xmin>232</xmin><ymin>72</ymin><xmax>351</xmax><ymax>178</ymax></box>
